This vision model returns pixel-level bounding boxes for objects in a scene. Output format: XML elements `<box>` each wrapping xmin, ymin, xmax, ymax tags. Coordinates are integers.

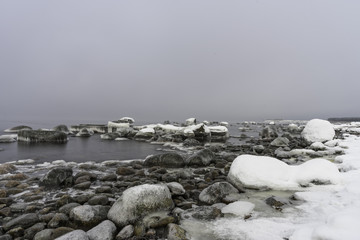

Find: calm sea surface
<box><xmin>0</xmin><ymin>119</ymin><xmax>258</xmax><ymax>164</ymax></box>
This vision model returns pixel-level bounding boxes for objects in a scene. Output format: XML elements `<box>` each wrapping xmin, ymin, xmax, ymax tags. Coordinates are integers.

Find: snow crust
<box><xmin>203</xmin><ymin>124</ymin><xmax>360</xmax><ymax>240</ymax></box>
<box><xmin>301</xmin><ymin>119</ymin><xmax>335</xmax><ymax>143</ymax></box>
<box><xmin>221</xmin><ymin>201</ymin><xmax>255</xmax><ymax>217</ymax></box>
<box><xmin>228</xmin><ymin>155</ymin><xmax>340</xmax><ymax>190</ymax></box>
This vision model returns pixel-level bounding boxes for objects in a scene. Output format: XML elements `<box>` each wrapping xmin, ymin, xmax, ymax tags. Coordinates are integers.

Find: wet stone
<box><xmin>73</xmin><ymin>181</ymin><xmax>91</xmax><ymax>190</ymax></box>
<box><xmin>59</xmin><ymin>203</ymin><xmax>81</xmax><ymax>215</ymax></box>
<box><xmin>87</xmin><ymin>195</ymin><xmax>108</xmax><ymax>206</ymax></box>
<box><xmin>24</xmin><ymin>222</ymin><xmax>46</xmax><ymax>239</ymax></box>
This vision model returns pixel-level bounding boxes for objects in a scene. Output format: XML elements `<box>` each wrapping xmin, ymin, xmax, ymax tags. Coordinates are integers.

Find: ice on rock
<box><xmin>221</xmin><ymin>201</ymin><xmax>255</xmax><ymax>217</ymax></box>
<box><xmin>301</xmin><ymin>119</ymin><xmax>335</xmax><ymax>143</ymax></box>
<box><xmin>228</xmin><ymin>155</ymin><xmax>340</xmax><ymax>190</ymax></box>
<box><xmin>185</xmin><ymin>118</ymin><xmax>196</xmax><ymax>126</ymax></box>
<box><xmin>310</xmin><ymin>142</ymin><xmax>327</xmax><ymax>150</ymax></box>
<box><xmin>0</xmin><ymin>134</ymin><xmax>18</xmax><ymax>143</ymax></box>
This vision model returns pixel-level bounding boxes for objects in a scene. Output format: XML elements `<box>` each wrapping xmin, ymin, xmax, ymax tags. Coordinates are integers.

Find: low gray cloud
<box><xmin>1</xmin><ymin>0</ymin><xmax>359</xmax><ymax>123</ymax></box>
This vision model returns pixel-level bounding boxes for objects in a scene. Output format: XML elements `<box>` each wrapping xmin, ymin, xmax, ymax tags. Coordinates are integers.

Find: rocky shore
<box><xmin>0</xmin><ymin>118</ymin><xmax>357</xmax><ymax>239</ymax></box>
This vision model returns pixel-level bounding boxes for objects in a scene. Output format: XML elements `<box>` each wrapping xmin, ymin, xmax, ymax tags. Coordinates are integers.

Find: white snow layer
<box><xmin>228</xmin><ymin>155</ymin><xmax>340</xmax><ymax>190</ymax></box>
<box><xmin>221</xmin><ymin>201</ymin><xmax>255</xmax><ymax>217</ymax></box>
<box><xmin>301</xmin><ymin>119</ymin><xmax>335</xmax><ymax>143</ymax></box>
<box><xmin>201</xmin><ymin>127</ymin><xmax>360</xmax><ymax>240</ymax></box>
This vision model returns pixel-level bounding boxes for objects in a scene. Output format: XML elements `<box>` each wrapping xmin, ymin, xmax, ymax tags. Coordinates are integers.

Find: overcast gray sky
<box><xmin>1</xmin><ymin>0</ymin><xmax>359</xmax><ymax>123</ymax></box>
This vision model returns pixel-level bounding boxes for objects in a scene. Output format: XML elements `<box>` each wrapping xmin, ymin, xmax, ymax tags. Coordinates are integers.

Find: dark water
<box><xmin>0</xmin><ymin>119</ymin><xmax>260</xmax><ymax>164</ymax></box>
<box><xmin>0</xmin><ymin>119</ymin><xmax>163</xmax><ymax>164</ymax></box>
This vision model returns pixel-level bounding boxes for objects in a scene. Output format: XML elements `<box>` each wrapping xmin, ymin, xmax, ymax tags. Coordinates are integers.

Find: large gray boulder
<box><xmin>199</xmin><ymin>182</ymin><xmax>239</xmax><ymax>204</ymax></box>
<box><xmin>55</xmin><ymin>230</ymin><xmax>89</xmax><ymax>240</ymax></box>
<box><xmin>17</xmin><ymin>130</ymin><xmax>68</xmax><ymax>143</ymax></box>
<box><xmin>107</xmin><ymin>184</ymin><xmax>174</xmax><ymax>227</ymax></box>
<box><xmin>144</xmin><ymin>153</ymin><xmax>186</xmax><ymax>168</ymax></box>
<box><xmin>39</xmin><ymin>167</ymin><xmax>73</xmax><ymax>189</ymax></box>
<box><xmin>70</xmin><ymin>205</ymin><xmax>109</xmax><ymax>229</ymax></box>
<box><xmin>87</xmin><ymin>220</ymin><xmax>117</xmax><ymax>240</ymax></box>
<box><xmin>187</xmin><ymin>149</ymin><xmax>215</xmax><ymax>167</ymax></box>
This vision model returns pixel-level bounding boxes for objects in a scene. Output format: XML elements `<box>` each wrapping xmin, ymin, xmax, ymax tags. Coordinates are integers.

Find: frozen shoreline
<box><xmin>184</xmin><ymin>132</ymin><xmax>360</xmax><ymax>240</ymax></box>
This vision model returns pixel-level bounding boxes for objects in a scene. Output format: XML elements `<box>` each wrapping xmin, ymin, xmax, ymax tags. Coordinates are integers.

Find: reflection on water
<box><xmin>0</xmin><ymin>135</ymin><xmax>163</xmax><ymax>164</ymax></box>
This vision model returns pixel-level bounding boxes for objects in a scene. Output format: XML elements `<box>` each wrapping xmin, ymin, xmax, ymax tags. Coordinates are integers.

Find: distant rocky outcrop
<box><xmin>17</xmin><ymin>130</ymin><xmax>68</xmax><ymax>143</ymax></box>
<box><xmin>4</xmin><ymin>125</ymin><xmax>32</xmax><ymax>133</ymax></box>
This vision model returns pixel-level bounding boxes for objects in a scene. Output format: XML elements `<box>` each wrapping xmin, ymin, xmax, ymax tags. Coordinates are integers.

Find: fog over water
<box><xmin>1</xmin><ymin>0</ymin><xmax>360</xmax><ymax>123</ymax></box>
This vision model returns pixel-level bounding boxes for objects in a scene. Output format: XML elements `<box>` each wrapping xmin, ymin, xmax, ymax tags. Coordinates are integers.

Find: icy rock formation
<box><xmin>119</xmin><ymin>117</ymin><xmax>135</xmax><ymax>124</ymax></box>
<box><xmin>4</xmin><ymin>125</ymin><xmax>32</xmax><ymax>133</ymax></box>
<box><xmin>107</xmin><ymin>184</ymin><xmax>174</xmax><ymax>227</ymax></box>
<box><xmin>208</xmin><ymin>126</ymin><xmax>229</xmax><ymax>142</ymax></box>
<box><xmin>0</xmin><ymin>134</ymin><xmax>17</xmax><ymax>143</ymax></box>
<box><xmin>301</xmin><ymin>119</ymin><xmax>335</xmax><ymax>143</ymax></box>
<box><xmin>52</xmin><ymin>125</ymin><xmax>70</xmax><ymax>134</ymax></box>
<box><xmin>134</xmin><ymin>127</ymin><xmax>155</xmax><ymax>140</ymax></box>
<box><xmin>185</xmin><ymin>118</ymin><xmax>196</xmax><ymax>126</ymax></box>
<box><xmin>228</xmin><ymin>155</ymin><xmax>340</xmax><ymax>190</ymax></box>
<box><xmin>70</xmin><ymin>124</ymin><xmax>107</xmax><ymax>134</ymax></box>
<box><xmin>75</xmin><ymin>128</ymin><xmax>94</xmax><ymax>137</ymax></box>
<box><xmin>17</xmin><ymin>130</ymin><xmax>68</xmax><ymax>143</ymax></box>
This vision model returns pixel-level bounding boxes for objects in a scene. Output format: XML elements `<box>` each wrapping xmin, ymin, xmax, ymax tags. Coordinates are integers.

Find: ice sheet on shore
<box><xmin>198</xmin><ymin>128</ymin><xmax>360</xmax><ymax>240</ymax></box>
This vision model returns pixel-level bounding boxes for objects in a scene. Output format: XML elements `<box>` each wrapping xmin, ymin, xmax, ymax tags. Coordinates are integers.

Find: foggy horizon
<box><xmin>1</xmin><ymin>0</ymin><xmax>360</xmax><ymax>124</ymax></box>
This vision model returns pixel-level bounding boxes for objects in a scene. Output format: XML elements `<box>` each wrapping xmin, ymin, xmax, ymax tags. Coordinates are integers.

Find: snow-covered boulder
<box><xmin>228</xmin><ymin>155</ymin><xmax>340</xmax><ymax>190</ymax></box>
<box><xmin>0</xmin><ymin>134</ymin><xmax>17</xmax><ymax>143</ymax></box>
<box><xmin>301</xmin><ymin>119</ymin><xmax>335</xmax><ymax>143</ymax></box>
<box><xmin>288</xmin><ymin>123</ymin><xmax>300</xmax><ymax>132</ymax></box>
<box><xmin>199</xmin><ymin>182</ymin><xmax>239</xmax><ymax>204</ymax></box>
<box><xmin>119</xmin><ymin>117</ymin><xmax>135</xmax><ymax>124</ymax></box>
<box><xmin>208</xmin><ymin>126</ymin><xmax>229</xmax><ymax>142</ymax></box>
<box><xmin>75</xmin><ymin>128</ymin><xmax>94</xmax><ymax>137</ymax></box>
<box><xmin>187</xmin><ymin>123</ymin><xmax>211</xmax><ymax>142</ymax></box>
<box><xmin>107</xmin><ymin>184</ymin><xmax>174</xmax><ymax>227</ymax></box>
<box><xmin>185</xmin><ymin>118</ymin><xmax>196</xmax><ymax>126</ymax></box>
<box><xmin>221</xmin><ymin>201</ymin><xmax>255</xmax><ymax>217</ymax></box>
<box><xmin>310</xmin><ymin>142</ymin><xmax>327</xmax><ymax>151</ymax></box>
<box><xmin>134</xmin><ymin>127</ymin><xmax>155</xmax><ymax>140</ymax></box>
<box><xmin>220</xmin><ymin>121</ymin><xmax>229</xmax><ymax>127</ymax></box>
